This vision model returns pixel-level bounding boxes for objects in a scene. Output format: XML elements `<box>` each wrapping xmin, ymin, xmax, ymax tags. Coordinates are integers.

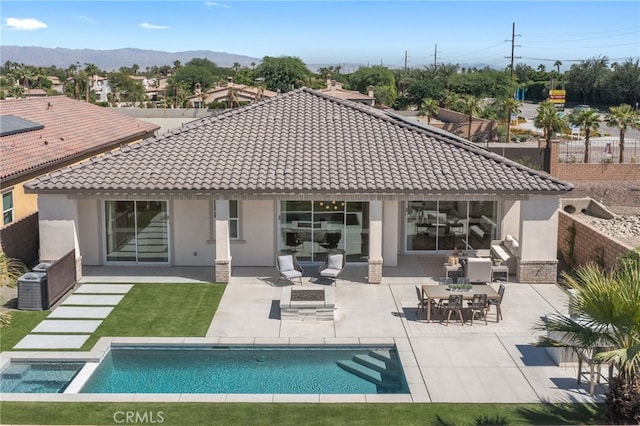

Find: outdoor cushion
<box><xmin>320</xmin><ymin>268</ymin><xmax>341</xmax><ymax>278</ymax></box>
<box><xmin>328</xmin><ymin>254</ymin><xmax>343</xmax><ymax>270</ymax></box>
<box><xmin>278</xmin><ymin>255</ymin><xmax>294</xmax><ymax>272</ymax></box>
<box><xmin>281</xmin><ymin>269</ymin><xmax>302</xmax><ymax>279</ymax></box>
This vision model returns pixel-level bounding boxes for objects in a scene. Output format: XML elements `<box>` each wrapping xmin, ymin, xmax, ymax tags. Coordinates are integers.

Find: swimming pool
<box><xmin>0</xmin><ymin>361</ymin><xmax>85</xmax><ymax>393</ymax></box>
<box><xmin>80</xmin><ymin>345</ymin><xmax>408</xmax><ymax>394</ymax></box>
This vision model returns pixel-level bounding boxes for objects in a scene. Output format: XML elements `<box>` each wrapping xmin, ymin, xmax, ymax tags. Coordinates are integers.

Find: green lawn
<box><xmin>80</xmin><ymin>283</ymin><xmax>224</xmax><ymax>350</ymax></box>
<box><xmin>0</xmin><ymin>310</ymin><xmax>49</xmax><ymax>351</ymax></box>
<box><xmin>0</xmin><ymin>402</ymin><xmax>607</xmax><ymax>425</ymax></box>
<box><xmin>0</xmin><ymin>283</ymin><xmax>225</xmax><ymax>352</ymax></box>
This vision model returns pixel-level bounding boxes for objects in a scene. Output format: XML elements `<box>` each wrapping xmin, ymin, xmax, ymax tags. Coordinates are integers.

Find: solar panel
<box><xmin>0</xmin><ymin>115</ymin><xmax>45</xmax><ymax>137</ymax></box>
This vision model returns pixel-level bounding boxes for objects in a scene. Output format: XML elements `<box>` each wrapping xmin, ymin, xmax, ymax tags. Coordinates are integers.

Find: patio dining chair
<box><xmin>443</xmin><ymin>294</ymin><xmax>465</xmax><ymax>326</ymax></box>
<box><xmin>468</xmin><ymin>293</ymin><xmax>488</xmax><ymax>325</ymax></box>
<box><xmin>276</xmin><ymin>250</ymin><xmax>304</xmax><ymax>285</ymax></box>
<box><xmin>487</xmin><ymin>284</ymin><xmax>505</xmax><ymax>321</ymax></box>
<box><xmin>318</xmin><ymin>249</ymin><xmax>345</xmax><ymax>286</ymax></box>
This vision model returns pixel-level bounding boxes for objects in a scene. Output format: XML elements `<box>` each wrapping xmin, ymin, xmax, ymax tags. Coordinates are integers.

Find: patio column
<box><xmin>214</xmin><ymin>200</ymin><xmax>232</xmax><ymax>283</ymax></box>
<box><xmin>368</xmin><ymin>200</ymin><xmax>383</xmax><ymax>283</ymax></box>
<box><xmin>517</xmin><ymin>195</ymin><xmax>559</xmax><ymax>283</ymax></box>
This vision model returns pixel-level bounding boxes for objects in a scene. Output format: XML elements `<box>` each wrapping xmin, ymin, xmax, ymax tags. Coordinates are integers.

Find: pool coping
<box><xmin>1</xmin><ymin>336</ymin><xmax>427</xmax><ymax>403</ymax></box>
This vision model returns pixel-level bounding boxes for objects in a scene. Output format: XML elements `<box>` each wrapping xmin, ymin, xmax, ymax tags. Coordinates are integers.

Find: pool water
<box><xmin>81</xmin><ymin>346</ymin><xmax>408</xmax><ymax>394</ymax></box>
<box><xmin>0</xmin><ymin>362</ymin><xmax>85</xmax><ymax>393</ymax></box>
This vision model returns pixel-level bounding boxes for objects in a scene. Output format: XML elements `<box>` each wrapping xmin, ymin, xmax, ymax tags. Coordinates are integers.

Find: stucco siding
<box><xmin>383</xmin><ymin>200</ymin><xmax>399</xmax><ymax>266</ymax></box>
<box><xmin>38</xmin><ymin>194</ymin><xmax>79</xmax><ymax>261</ymax></box>
<box><xmin>501</xmin><ymin>200</ymin><xmax>521</xmax><ymax>240</ymax></box>
<box><xmin>77</xmin><ymin>199</ymin><xmax>100</xmax><ymax>265</ymax></box>
<box><xmin>172</xmin><ymin>200</ymin><xmax>214</xmax><ymax>266</ymax></box>
<box><xmin>231</xmin><ymin>200</ymin><xmax>275</xmax><ymax>266</ymax></box>
<box><xmin>519</xmin><ymin>195</ymin><xmax>559</xmax><ymax>260</ymax></box>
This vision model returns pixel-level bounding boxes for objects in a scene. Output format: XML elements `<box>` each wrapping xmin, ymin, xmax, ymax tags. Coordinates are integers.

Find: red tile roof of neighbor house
<box><xmin>26</xmin><ymin>88</ymin><xmax>573</xmax><ymax>196</ymax></box>
<box><xmin>0</xmin><ymin>96</ymin><xmax>159</xmax><ymax>183</ymax></box>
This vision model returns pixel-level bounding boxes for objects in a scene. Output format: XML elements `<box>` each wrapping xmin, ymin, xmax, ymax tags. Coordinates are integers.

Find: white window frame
<box><xmin>2</xmin><ymin>190</ymin><xmax>14</xmax><ymax>226</ymax></box>
<box><xmin>212</xmin><ymin>200</ymin><xmax>240</xmax><ymax>240</ymax></box>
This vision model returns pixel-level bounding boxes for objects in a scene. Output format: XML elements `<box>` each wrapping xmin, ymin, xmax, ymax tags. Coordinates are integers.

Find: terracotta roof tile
<box><xmin>1</xmin><ymin>97</ymin><xmax>159</xmax><ymax>182</ymax></box>
<box><xmin>25</xmin><ymin>89</ymin><xmax>572</xmax><ymax>195</ymax></box>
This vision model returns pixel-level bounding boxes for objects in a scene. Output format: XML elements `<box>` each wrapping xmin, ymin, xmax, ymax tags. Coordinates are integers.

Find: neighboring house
<box><xmin>47</xmin><ymin>76</ymin><xmax>64</xmax><ymax>94</ymax></box>
<box><xmin>25</xmin><ymin>89</ymin><xmax>48</xmax><ymax>98</ymax></box>
<box><xmin>186</xmin><ymin>77</ymin><xmax>278</xmax><ymax>108</ymax></box>
<box><xmin>0</xmin><ymin>96</ymin><xmax>159</xmax><ymax>265</ymax></box>
<box><xmin>25</xmin><ymin>89</ymin><xmax>572</xmax><ymax>283</ymax></box>
<box><xmin>318</xmin><ymin>80</ymin><xmax>376</xmax><ymax>106</ymax></box>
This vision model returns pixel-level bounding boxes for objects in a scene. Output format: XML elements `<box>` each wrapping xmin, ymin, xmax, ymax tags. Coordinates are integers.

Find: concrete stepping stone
<box><xmin>32</xmin><ymin>320</ymin><xmax>102</xmax><ymax>333</ymax></box>
<box><xmin>74</xmin><ymin>284</ymin><xmax>133</xmax><ymax>294</ymax></box>
<box><xmin>48</xmin><ymin>307</ymin><xmax>113</xmax><ymax>319</ymax></box>
<box><xmin>61</xmin><ymin>295</ymin><xmax>124</xmax><ymax>306</ymax></box>
<box><xmin>14</xmin><ymin>334</ymin><xmax>90</xmax><ymax>349</ymax></box>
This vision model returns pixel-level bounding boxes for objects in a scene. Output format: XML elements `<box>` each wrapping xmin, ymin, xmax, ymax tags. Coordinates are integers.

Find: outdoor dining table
<box><xmin>421</xmin><ymin>284</ymin><xmax>501</xmax><ymax>323</ymax></box>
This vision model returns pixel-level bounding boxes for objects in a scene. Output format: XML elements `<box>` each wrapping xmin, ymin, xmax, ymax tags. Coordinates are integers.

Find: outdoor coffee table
<box><xmin>421</xmin><ymin>284</ymin><xmax>501</xmax><ymax>323</ymax></box>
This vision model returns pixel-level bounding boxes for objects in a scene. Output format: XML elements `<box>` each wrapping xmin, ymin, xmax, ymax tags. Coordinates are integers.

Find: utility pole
<box><xmin>505</xmin><ymin>22</ymin><xmax>521</xmax><ymax>144</ymax></box>
<box><xmin>404</xmin><ymin>50</ymin><xmax>408</xmax><ymax>72</ymax></box>
<box><xmin>433</xmin><ymin>44</ymin><xmax>438</xmax><ymax>68</ymax></box>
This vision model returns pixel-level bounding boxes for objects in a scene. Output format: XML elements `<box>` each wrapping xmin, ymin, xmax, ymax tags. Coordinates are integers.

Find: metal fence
<box><xmin>558</xmin><ymin>139</ymin><xmax>640</xmax><ymax>164</ymax></box>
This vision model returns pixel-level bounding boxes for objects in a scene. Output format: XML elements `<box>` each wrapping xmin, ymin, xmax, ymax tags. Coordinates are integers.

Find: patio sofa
<box><xmin>490</xmin><ymin>234</ymin><xmax>519</xmax><ymax>271</ymax></box>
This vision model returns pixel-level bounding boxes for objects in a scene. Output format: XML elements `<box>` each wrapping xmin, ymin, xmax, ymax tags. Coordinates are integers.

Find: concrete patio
<box><xmin>203</xmin><ymin>255</ymin><xmax>602</xmax><ymax>403</ymax></box>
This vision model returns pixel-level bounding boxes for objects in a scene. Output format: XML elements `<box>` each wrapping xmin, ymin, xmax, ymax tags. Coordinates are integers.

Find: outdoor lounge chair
<box><xmin>276</xmin><ymin>250</ymin><xmax>304</xmax><ymax>285</ymax></box>
<box><xmin>464</xmin><ymin>257</ymin><xmax>493</xmax><ymax>283</ymax></box>
<box><xmin>318</xmin><ymin>249</ymin><xmax>345</xmax><ymax>286</ymax></box>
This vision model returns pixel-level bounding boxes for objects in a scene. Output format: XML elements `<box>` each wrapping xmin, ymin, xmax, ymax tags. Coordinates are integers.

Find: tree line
<box><xmin>1</xmin><ymin>55</ymin><xmax>638</xmax><ymax>114</ymax></box>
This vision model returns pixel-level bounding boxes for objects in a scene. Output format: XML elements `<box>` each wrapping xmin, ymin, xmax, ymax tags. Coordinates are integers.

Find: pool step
<box><xmin>337</xmin><ymin>350</ymin><xmax>404</xmax><ymax>390</ymax></box>
<box><xmin>336</xmin><ymin>360</ymin><xmax>385</xmax><ymax>386</ymax></box>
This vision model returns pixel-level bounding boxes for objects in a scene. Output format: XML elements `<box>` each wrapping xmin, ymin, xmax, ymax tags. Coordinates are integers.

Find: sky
<box><xmin>1</xmin><ymin>0</ymin><xmax>639</xmax><ymax>70</ymax></box>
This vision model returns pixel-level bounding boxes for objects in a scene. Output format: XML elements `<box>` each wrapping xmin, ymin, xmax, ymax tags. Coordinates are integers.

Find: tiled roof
<box><xmin>318</xmin><ymin>87</ymin><xmax>375</xmax><ymax>101</ymax></box>
<box><xmin>1</xmin><ymin>97</ymin><xmax>159</xmax><ymax>182</ymax></box>
<box><xmin>26</xmin><ymin>88</ymin><xmax>573</xmax><ymax>196</ymax></box>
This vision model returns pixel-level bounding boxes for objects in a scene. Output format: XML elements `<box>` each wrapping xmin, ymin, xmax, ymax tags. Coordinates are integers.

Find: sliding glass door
<box><xmin>279</xmin><ymin>201</ymin><xmax>368</xmax><ymax>263</ymax></box>
<box><xmin>105</xmin><ymin>200</ymin><xmax>169</xmax><ymax>263</ymax></box>
<box><xmin>406</xmin><ymin>200</ymin><xmax>498</xmax><ymax>252</ymax></box>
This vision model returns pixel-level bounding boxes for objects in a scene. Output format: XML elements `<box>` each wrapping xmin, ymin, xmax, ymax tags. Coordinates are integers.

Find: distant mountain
<box><xmin>0</xmin><ymin>46</ymin><xmax>262</xmax><ymax>70</ymax></box>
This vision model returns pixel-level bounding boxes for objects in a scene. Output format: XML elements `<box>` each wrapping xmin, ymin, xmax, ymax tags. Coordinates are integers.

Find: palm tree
<box><xmin>534</xmin><ymin>101</ymin><xmax>567</xmax><ymax>148</ymax></box>
<box><xmin>459</xmin><ymin>95</ymin><xmax>481</xmax><ymax>140</ymax></box>
<box><xmin>420</xmin><ymin>98</ymin><xmax>439</xmax><ymax>125</ymax></box>
<box><xmin>605</xmin><ymin>104</ymin><xmax>640</xmax><ymax>163</ymax></box>
<box><xmin>536</xmin><ymin>260</ymin><xmax>640</xmax><ymax>424</ymax></box>
<box><xmin>554</xmin><ymin>60</ymin><xmax>562</xmax><ymax>74</ymax></box>
<box><xmin>570</xmin><ymin>108</ymin><xmax>601</xmax><ymax>163</ymax></box>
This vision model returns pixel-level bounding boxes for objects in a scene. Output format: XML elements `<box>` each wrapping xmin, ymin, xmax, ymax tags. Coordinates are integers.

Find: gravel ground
<box><xmin>563</xmin><ymin>180</ymin><xmax>640</xmax><ymax>248</ymax></box>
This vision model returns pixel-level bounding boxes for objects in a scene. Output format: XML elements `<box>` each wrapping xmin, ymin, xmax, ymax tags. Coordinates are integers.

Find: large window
<box><xmin>406</xmin><ymin>200</ymin><xmax>497</xmax><ymax>252</ymax></box>
<box><xmin>2</xmin><ymin>191</ymin><xmax>13</xmax><ymax>225</ymax></box>
<box><xmin>104</xmin><ymin>200</ymin><xmax>169</xmax><ymax>263</ymax></box>
<box><xmin>213</xmin><ymin>200</ymin><xmax>240</xmax><ymax>240</ymax></box>
<box><xmin>279</xmin><ymin>201</ymin><xmax>368</xmax><ymax>263</ymax></box>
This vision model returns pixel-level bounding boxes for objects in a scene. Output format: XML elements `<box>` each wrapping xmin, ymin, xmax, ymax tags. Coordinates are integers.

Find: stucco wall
<box><xmin>383</xmin><ymin>201</ymin><xmax>399</xmax><ymax>266</ymax></box>
<box><xmin>501</xmin><ymin>200</ymin><xmax>521</xmax><ymax>240</ymax></box>
<box><xmin>231</xmin><ymin>200</ymin><xmax>275</xmax><ymax>266</ymax></box>
<box><xmin>172</xmin><ymin>199</ymin><xmax>214</xmax><ymax>266</ymax></box>
<box><xmin>519</xmin><ymin>195</ymin><xmax>559</xmax><ymax>260</ymax></box>
<box><xmin>77</xmin><ymin>199</ymin><xmax>100</xmax><ymax>265</ymax></box>
<box><xmin>38</xmin><ymin>194</ymin><xmax>79</xmax><ymax>261</ymax></box>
